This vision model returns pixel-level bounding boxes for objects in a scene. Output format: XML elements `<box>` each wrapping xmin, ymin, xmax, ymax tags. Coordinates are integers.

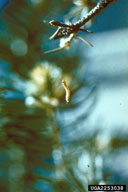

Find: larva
<box><xmin>62</xmin><ymin>80</ymin><xmax>70</xmax><ymax>103</ymax></box>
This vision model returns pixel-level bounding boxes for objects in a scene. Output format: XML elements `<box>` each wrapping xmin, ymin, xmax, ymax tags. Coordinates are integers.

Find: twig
<box><xmin>49</xmin><ymin>0</ymin><xmax>118</xmax><ymax>39</ymax></box>
<box><xmin>44</xmin><ymin>0</ymin><xmax>118</xmax><ymax>54</ymax></box>
<box><xmin>74</xmin><ymin>0</ymin><xmax>118</xmax><ymax>28</ymax></box>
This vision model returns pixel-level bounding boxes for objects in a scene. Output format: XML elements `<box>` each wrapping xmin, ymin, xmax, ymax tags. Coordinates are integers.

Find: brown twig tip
<box><xmin>49</xmin><ymin>20</ymin><xmax>61</xmax><ymax>26</ymax></box>
<box><xmin>44</xmin><ymin>0</ymin><xmax>118</xmax><ymax>54</ymax></box>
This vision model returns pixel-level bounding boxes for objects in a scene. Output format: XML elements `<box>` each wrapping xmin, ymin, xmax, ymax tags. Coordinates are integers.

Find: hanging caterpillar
<box><xmin>62</xmin><ymin>80</ymin><xmax>70</xmax><ymax>103</ymax></box>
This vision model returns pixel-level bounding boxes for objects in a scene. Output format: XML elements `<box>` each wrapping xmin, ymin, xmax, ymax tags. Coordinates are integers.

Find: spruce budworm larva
<box><xmin>62</xmin><ymin>80</ymin><xmax>70</xmax><ymax>103</ymax></box>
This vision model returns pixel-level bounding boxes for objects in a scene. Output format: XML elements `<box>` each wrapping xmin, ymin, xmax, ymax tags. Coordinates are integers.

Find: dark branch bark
<box><xmin>45</xmin><ymin>0</ymin><xmax>119</xmax><ymax>53</ymax></box>
<box><xmin>74</xmin><ymin>0</ymin><xmax>118</xmax><ymax>28</ymax></box>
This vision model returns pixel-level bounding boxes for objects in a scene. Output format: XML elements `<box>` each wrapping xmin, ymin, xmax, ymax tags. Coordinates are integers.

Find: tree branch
<box><xmin>44</xmin><ymin>0</ymin><xmax>119</xmax><ymax>54</ymax></box>
<box><xmin>74</xmin><ymin>0</ymin><xmax>118</xmax><ymax>28</ymax></box>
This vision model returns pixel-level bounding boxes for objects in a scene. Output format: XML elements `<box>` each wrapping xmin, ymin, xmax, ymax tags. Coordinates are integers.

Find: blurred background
<box><xmin>0</xmin><ymin>0</ymin><xmax>128</xmax><ymax>191</ymax></box>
